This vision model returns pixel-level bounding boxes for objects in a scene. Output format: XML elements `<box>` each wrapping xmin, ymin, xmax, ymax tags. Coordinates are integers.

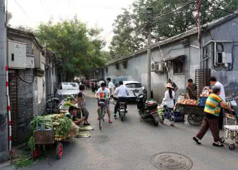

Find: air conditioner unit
<box><xmin>8</xmin><ymin>40</ymin><xmax>26</xmax><ymax>69</ymax></box>
<box><xmin>157</xmin><ymin>62</ymin><xmax>164</xmax><ymax>72</ymax></box>
<box><xmin>151</xmin><ymin>62</ymin><xmax>156</xmax><ymax>72</ymax></box>
<box><xmin>155</xmin><ymin>62</ymin><xmax>159</xmax><ymax>72</ymax></box>
<box><xmin>216</xmin><ymin>52</ymin><xmax>232</xmax><ymax>67</ymax></box>
<box><xmin>216</xmin><ymin>52</ymin><xmax>223</xmax><ymax>64</ymax></box>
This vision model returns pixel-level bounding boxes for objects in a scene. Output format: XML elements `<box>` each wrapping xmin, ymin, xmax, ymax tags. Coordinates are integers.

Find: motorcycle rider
<box><xmin>95</xmin><ymin>82</ymin><xmax>113</xmax><ymax>123</ymax></box>
<box><xmin>114</xmin><ymin>81</ymin><xmax>129</xmax><ymax>119</ymax></box>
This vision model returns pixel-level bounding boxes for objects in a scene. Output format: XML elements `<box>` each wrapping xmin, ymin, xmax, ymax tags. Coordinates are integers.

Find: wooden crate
<box><xmin>34</xmin><ymin>130</ymin><xmax>54</xmax><ymax>145</ymax></box>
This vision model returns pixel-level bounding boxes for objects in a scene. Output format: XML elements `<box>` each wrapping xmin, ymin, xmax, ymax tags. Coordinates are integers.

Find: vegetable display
<box><xmin>30</xmin><ymin>114</ymin><xmax>73</xmax><ymax>138</ymax></box>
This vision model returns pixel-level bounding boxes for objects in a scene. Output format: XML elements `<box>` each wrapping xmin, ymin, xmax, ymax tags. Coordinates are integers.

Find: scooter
<box><xmin>134</xmin><ymin>90</ymin><xmax>159</xmax><ymax>126</ymax></box>
<box><xmin>118</xmin><ymin>101</ymin><xmax>127</xmax><ymax>121</ymax></box>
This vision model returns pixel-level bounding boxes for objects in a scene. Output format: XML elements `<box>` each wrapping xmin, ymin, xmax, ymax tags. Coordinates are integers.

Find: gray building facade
<box><xmin>105</xmin><ymin>12</ymin><xmax>238</xmax><ymax>102</ymax></box>
<box><xmin>7</xmin><ymin>28</ymin><xmax>47</xmax><ymax>144</ymax></box>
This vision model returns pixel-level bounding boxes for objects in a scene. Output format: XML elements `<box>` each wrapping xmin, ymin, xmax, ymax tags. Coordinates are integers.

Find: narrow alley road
<box><xmin>4</xmin><ymin>90</ymin><xmax>238</xmax><ymax>170</ymax></box>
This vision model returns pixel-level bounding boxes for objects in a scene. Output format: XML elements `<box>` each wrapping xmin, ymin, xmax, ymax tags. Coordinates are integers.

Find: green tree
<box><xmin>36</xmin><ymin>17</ymin><xmax>109</xmax><ymax>81</ymax></box>
<box><xmin>110</xmin><ymin>0</ymin><xmax>238</xmax><ymax>58</ymax></box>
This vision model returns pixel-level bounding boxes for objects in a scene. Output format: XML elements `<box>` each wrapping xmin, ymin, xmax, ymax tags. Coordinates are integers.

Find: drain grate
<box><xmin>151</xmin><ymin>152</ymin><xmax>193</xmax><ymax>170</ymax></box>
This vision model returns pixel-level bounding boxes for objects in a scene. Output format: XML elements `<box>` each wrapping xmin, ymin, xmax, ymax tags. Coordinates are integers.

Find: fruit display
<box><xmin>177</xmin><ymin>99</ymin><xmax>198</xmax><ymax>106</ymax></box>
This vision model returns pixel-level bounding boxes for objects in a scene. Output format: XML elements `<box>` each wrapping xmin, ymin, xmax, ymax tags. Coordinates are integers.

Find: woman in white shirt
<box><xmin>163</xmin><ymin>83</ymin><xmax>176</xmax><ymax>126</ymax></box>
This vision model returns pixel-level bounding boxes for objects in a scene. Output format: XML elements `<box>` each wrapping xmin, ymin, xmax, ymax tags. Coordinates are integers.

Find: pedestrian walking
<box><xmin>163</xmin><ymin>83</ymin><xmax>176</xmax><ymax>126</ymax></box>
<box><xmin>107</xmin><ymin>77</ymin><xmax>115</xmax><ymax>99</ymax></box>
<box><xmin>193</xmin><ymin>86</ymin><xmax>233</xmax><ymax>147</ymax></box>
<box><xmin>210</xmin><ymin>77</ymin><xmax>226</xmax><ymax>130</ymax></box>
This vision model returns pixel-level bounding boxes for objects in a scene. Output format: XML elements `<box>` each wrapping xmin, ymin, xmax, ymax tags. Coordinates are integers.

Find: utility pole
<box><xmin>0</xmin><ymin>0</ymin><xmax>9</xmax><ymax>162</ymax></box>
<box><xmin>146</xmin><ymin>7</ymin><xmax>153</xmax><ymax>100</ymax></box>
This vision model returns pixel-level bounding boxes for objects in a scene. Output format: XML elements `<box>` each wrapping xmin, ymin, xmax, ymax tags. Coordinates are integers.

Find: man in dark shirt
<box><xmin>186</xmin><ymin>79</ymin><xmax>197</xmax><ymax>100</ymax></box>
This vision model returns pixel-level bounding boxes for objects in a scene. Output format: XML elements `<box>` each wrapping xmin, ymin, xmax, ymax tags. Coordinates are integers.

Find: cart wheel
<box><xmin>187</xmin><ymin>113</ymin><xmax>202</xmax><ymax>126</ymax></box>
<box><xmin>32</xmin><ymin>147</ymin><xmax>40</xmax><ymax>159</ymax></box>
<box><xmin>220</xmin><ymin>137</ymin><xmax>225</xmax><ymax>144</ymax></box>
<box><xmin>235</xmin><ymin>138</ymin><xmax>238</xmax><ymax>144</ymax></box>
<box><xmin>56</xmin><ymin>143</ymin><xmax>63</xmax><ymax>159</ymax></box>
<box><xmin>229</xmin><ymin>144</ymin><xmax>235</xmax><ymax>151</ymax></box>
<box><xmin>153</xmin><ymin>120</ymin><xmax>159</xmax><ymax>126</ymax></box>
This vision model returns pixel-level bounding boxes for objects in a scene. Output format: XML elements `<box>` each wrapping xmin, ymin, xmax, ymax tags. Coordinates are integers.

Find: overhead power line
<box><xmin>207</xmin><ymin>0</ymin><xmax>238</xmax><ymax>17</ymax></box>
<box><xmin>153</xmin><ymin>0</ymin><xmax>197</xmax><ymax>20</ymax></box>
<box><xmin>14</xmin><ymin>0</ymin><xmax>29</xmax><ymax>18</ymax></box>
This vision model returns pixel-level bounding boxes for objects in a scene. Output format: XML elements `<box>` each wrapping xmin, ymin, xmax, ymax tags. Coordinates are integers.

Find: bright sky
<box><xmin>8</xmin><ymin>0</ymin><xmax>135</xmax><ymax>50</ymax></box>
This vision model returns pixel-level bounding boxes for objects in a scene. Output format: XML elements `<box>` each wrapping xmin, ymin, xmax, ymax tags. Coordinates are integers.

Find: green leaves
<box><xmin>35</xmin><ymin>17</ymin><xmax>109</xmax><ymax>80</ymax></box>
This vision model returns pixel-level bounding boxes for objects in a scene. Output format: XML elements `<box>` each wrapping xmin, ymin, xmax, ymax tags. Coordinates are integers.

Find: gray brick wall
<box><xmin>17</xmin><ymin>69</ymin><xmax>34</xmax><ymax>144</ymax></box>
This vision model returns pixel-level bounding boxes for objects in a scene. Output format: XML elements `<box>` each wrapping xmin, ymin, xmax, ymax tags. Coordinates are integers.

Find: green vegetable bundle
<box><xmin>30</xmin><ymin>114</ymin><xmax>73</xmax><ymax>138</ymax></box>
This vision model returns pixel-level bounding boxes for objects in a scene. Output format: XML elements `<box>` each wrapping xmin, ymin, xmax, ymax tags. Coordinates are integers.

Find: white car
<box><xmin>56</xmin><ymin>82</ymin><xmax>80</xmax><ymax>100</ymax></box>
<box><xmin>113</xmin><ymin>81</ymin><xmax>144</xmax><ymax>101</ymax></box>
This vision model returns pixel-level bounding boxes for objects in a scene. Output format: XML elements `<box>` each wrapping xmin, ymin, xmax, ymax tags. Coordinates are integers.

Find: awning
<box><xmin>164</xmin><ymin>55</ymin><xmax>186</xmax><ymax>62</ymax></box>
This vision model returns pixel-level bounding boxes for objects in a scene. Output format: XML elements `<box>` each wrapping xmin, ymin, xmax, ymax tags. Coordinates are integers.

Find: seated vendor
<box><xmin>66</xmin><ymin>106</ymin><xmax>85</xmax><ymax>126</ymax></box>
<box><xmin>69</xmin><ymin>97</ymin><xmax>77</xmax><ymax>106</ymax></box>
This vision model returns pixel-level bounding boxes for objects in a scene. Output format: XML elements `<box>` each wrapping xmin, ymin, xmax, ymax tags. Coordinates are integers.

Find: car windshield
<box><xmin>60</xmin><ymin>83</ymin><xmax>79</xmax><ymax>90</ymax></box>
<box><xmin>126</xmin><ymin>83</ymin><xmax>142</xmax><ymax>88</ymax></box>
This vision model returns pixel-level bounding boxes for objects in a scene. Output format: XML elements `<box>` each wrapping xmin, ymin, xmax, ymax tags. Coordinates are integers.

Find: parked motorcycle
<box><xmin>134</xmin><ymin>90</ymin><xmax>159</xmax><ymax>126</ymax></box>
<box><xmin>45</xmin><ymin>97</ymin><xmax>60</xmax><ymax>114</ymax></box>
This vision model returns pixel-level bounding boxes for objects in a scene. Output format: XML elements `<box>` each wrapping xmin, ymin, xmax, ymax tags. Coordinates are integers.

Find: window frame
<box><xmin>173</xmin><ymin>59</ymin><xmax>185</xmax><ymax>74</ymax></box>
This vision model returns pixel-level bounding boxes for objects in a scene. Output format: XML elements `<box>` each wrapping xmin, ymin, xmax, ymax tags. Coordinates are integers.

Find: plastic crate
<box><xmin>173</xmin><ymin>111</ymin><xmax>184</xmax><ymax>122</ymax></box>
<box><xmin>164</xmin><ymin>111</ymin><xmax>184</xmax><ymax>122</ymax></box>
<box><xmin>199</xmin><ymin>97</ymin><xmax>208</xmax><ymax>107</ymax></box>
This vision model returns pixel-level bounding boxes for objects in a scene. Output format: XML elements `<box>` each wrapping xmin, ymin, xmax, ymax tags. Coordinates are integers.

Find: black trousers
<box><xmin>114</xmin><ymin>97</ymin><xmax>128</xmax><ymax>114</ymax></box>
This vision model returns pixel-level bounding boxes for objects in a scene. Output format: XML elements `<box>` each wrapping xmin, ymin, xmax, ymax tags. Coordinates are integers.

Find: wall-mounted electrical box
<box><xmin>8</xmin><ymin>40</ymin><xmax>27</xmax><ymax>69</ymax></box>
<box><xmin>26</xmin><ymin>54</ymin><xmax>35</xmax><ymax>68</ymax></box>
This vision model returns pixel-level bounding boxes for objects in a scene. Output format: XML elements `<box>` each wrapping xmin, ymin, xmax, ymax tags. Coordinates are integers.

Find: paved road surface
<box><xmin>3</xmin><ymin>90</ymin><xmax>238</xmax><ymax>170</ymax></box>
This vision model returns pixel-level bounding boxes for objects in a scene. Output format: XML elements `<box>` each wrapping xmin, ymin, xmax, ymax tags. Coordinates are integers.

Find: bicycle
<box><xmin>98</xmin><ymin>99</ymin><xmax>107</xmax><ymax>130</ymax></box>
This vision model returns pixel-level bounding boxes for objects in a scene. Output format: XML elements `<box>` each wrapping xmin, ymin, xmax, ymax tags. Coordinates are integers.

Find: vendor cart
<box><xmin>31</xmin><ymin>116</ymin><xmax>75</xmax><ymax>160</ymax></box>
<box><xmin>32</xmin><ymin>129</ymin><xmax>67</xmax><ymax>159</ymax></box>
<box><xmin>176</xmin><ymin>104</ymin><xmax>204</xmax><ymax>126</ymax></box>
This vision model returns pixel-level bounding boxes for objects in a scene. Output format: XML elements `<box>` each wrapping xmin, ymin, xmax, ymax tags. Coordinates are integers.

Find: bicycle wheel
<box><xmin>99</xmin><ymin>108</ymin><xmax>103</xmax><ymax>130</ymax></box>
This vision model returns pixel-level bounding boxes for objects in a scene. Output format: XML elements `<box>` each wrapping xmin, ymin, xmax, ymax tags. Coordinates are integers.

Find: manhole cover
<box><xmin>151</xmin><ymin>152</ymin><xmax>193</xmax><ymax>170</ymax></box>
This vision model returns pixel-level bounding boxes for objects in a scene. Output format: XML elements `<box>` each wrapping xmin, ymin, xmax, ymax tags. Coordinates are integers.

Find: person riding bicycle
<box><xmin>114</xmin><ymin>81</ymin><xmax>129</xmax><ymax>119</ymax></box>
<box><xmin>95</xmin><ymin>82</ymin><xmax>113</xmax><ymax>123</ymax></box>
